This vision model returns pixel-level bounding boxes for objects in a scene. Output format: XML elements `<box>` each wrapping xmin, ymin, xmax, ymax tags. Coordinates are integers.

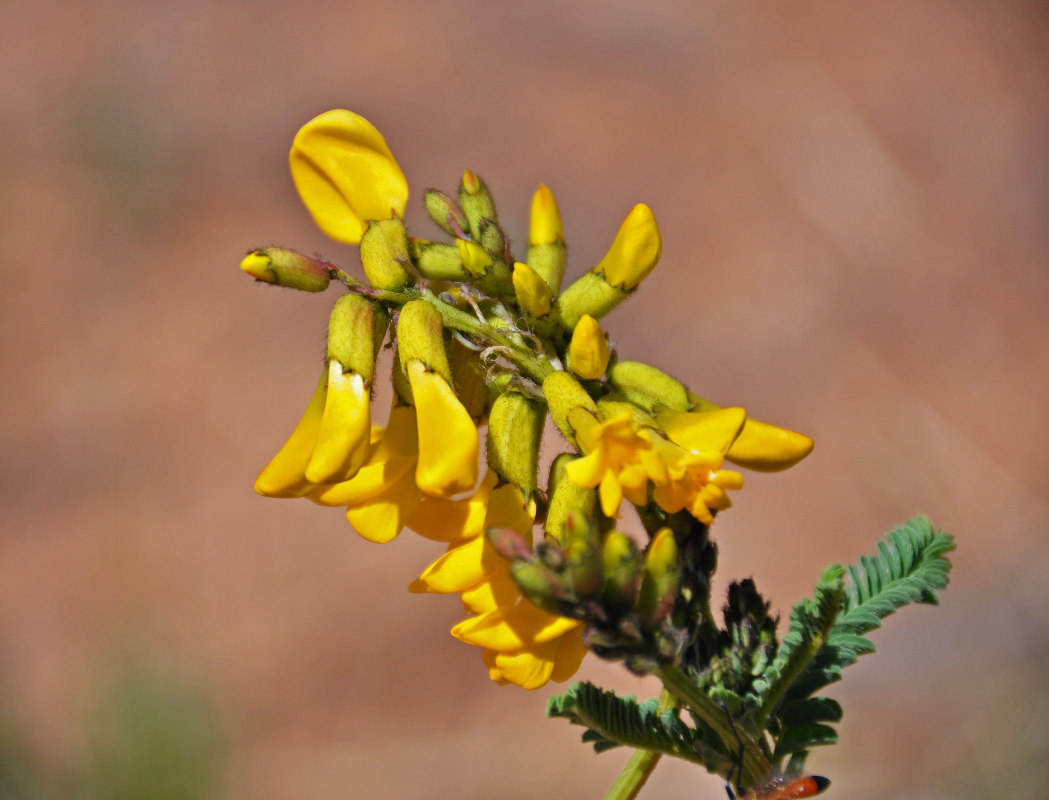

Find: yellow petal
<box><xmin>289</xmin><ymin>109</ymin><xmax>408</xmax><ymax>244</ymax></box>
<box><xmin>409</xmin><ymin>536</ymin><xmax>495</xmax><ymax>595</ymax></box>
<box><xmin>568</xmin><ymin>314</ymin><xmax>610</xmax><ymax>380</ymax></box>
<box><xmin>304</xmin><ymin>362</ymin><xmax>371</xmax><ymax>484</ymax></box>
<box><xmin>726</xmin><ymin>418</ymin><xmax>815</xmax><ymax>472</ymax></box>
<box><xmin>529</xmin><ymin>184</ymin><xmax>563</xmax><ymax>245</ymax></box>
<box><xmin>549</xmin><ymin>627</ymin><xmax>588</xmax><ymax>683</ymax></box>
<box><xmin>451</xmin><ymin>605</ymin><xmax>581</xmax><ymax>650</ymax></box>
<box><xmin>456</xmin><ymin>239</ymin><xmax>493</xmax><ymax>277</ymax></box>
<box><xmin>657</xmin><ymin>407</ymin><xmax>746</xmax><ymax>456</ymax></box>
<box><xmin>485</xmin><ymin>482</ymin><xmax>537</xmax><ymax>535</ymax></box>
<box><xmin>596</xmin><ymin>204</ymin><xmax>661</xmax><ymax>290</ymax></box>
<box><xmin>345</xmin><ymin>472</ymin><xmax>421</xmax><ymax>544</ymax></box>
<box><xmin>564</xmin><ymin>450</ymin><xmax>605</xmax><ymax>489</ymax></box>
<box><xmin>512</xmin><ymin>261</ymin><xmax>553</xmax><ymax>317</ymax></box>
<box><xmin>461</xmin><ymin>564</ymin><xmax>520</xmax><ymax>614</ymax></box>
<box><xmin>254</xmin><ymin>368</ymin><xmax>327</xmax><ymax>498</ymax></box>
<box><xmin>408</xmin><ymin>361</ymin><xmax>479</xmax><ymax>497</ymax></box>
<box><xmin>598</xmin><ymin>470</ymin><xmax>623</xmax><ymax>517</ymax></box>
<box><xmin>485</xmin><ymin>646</ymin><xmax>557</xmax><ymax>690</ymax></box>
<box><xmin>407</xmin><ymin>471</ymin><xmax>495</xmax><ymax>543</ymax></box>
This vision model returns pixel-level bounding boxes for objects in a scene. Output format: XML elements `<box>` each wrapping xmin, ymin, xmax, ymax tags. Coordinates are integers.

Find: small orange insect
<box><xmin>736</xmin><ymin>773</ymin><xmax>830</xmax><ymax>800</ymax></box>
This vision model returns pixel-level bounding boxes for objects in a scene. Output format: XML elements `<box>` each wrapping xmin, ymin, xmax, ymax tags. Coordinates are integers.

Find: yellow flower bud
<box><xmin>608</xmin><ymin>360</ymin><xmax>690</xmax><ymax>413</ymax></box>
<box><xmin>360</xmin><ymin>218</ymin><xmax>411</xmax><ymax>291</ymax></box>
<box><xmin>596</xmin><ymin>203</ymin><xmax>661</xmax><ymax>290</ymax></box>
<box><xmin>545</xmin><ymin>455</ymin><xmax>598</xmax><ymax>545</ymax></box>
<box><xmin>410</xmin><ymin>238</ymin><xmax>468</xmax><ymax>282</ymax></box>
<box><xmin>512</xmin><ymin>261</ymin><xmax>553</xmax><ymax>317</ymax></box>
<box><xmin>568</xmin><ymin>314</ymin><xmax>610</xmax><ymax>380</ymax></box>
<box><xmin>456</xmin><ymin>239</ymin><xmax>493</xmax><ymax>278</ymax></box>
<box><xmin>529</xmin><ymin>183</ymin><xmax>563</xmax><ymax>246</ymax></box>
<box><xmin>289</xmin><ymin>109</ymin><xmax>408</xmax><ymax>244</ymax></box>
<box><xmin>487</xmin><ymin>391</ymin><xmax>545</xmax><ymax>492</ymax></box>
<box><xmin>458</xmin><ymin>169</ymin><xmax>497</xmax><ymax>239</ymax></box>
<box><xmin>397</xmin><ymin>300</ymin><xmax>452</xmax><ymax>383</ymax></box>
<box><xmin>542</xmin><ymin>371</ymin><xmax>598</xmax><ymax>448</ymax></box>
<box><xmin>240</xmin><ymin>248</ymin><xmax>330</xmax><ymax>292</ymax></box>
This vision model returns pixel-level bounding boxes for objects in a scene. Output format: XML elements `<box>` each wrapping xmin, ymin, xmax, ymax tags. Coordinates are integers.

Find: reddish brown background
<box><xmin>2</xmin><ymin>1</ymin><xmax>1048</xmax><ymax>798</ymax></box>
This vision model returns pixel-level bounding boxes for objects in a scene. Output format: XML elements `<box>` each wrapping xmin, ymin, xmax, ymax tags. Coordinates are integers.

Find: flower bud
<box><xmin>240</xmin><ymin>248</ymin><xmax>330</xmax><ymax>292</ymax></box>
<box><xmin>410</xmin><ymin>238</ymin><xmax>469</xmax><ymax>282</ymax></box>
<box><xmin>527</xmin><ymin>184</ymin><xmax>567</xmax><ymax>294</ymax></box>
<box><xmin>554</xmin><ymin>204</ymin><xmax>661</xmax><ymax>328</ymax></box>
<box><xmin>512</xmin><ymin>262</ymin><xmax>553</xmax><ymax>317</ymax></box>
<box><xmin>510</xmin><ymin>561</ymin><xmax>574</xmax><ymax>615</ymax></box>
<box><xmin>478</xmin><ymin>219</ymin><xmax>507</xmax><ymax>262</ymax></box>
<box><xmin>397</xmin><ymin>300</ymin><xmax>452</xmax><ymax>382</ymax></box>
<box><xmin>637</xmin><ymin>528</ymin><xmax>681</xmax><ymax>630</ymax></box>
<box><xmin>456</xmin><ymin>239</ymin><xmax>494</xmax><ymax>278</ymax></box>
<box><xmin>596</xmin><ymin>204</ymin><xmax>661</xmax><ymax>289</ymax></box>
<box><xmin>458</xmin><ymin>169</ymin><xmax>497</xmax><ymax>239</ymax></box>
<box><xmin>486</xmin><ymin>526</ymin><xmax>534</xmax><ymax>561</ymax></box>
<box><xmin>568</xmin><ymin>314</ymin><xmax>610</xmax><ymax>380</ymax></box>
<box><xmin>487</xmin><ymin>391</ymin><xmax>545</xmax><ymax>493</ymax></box>
<box><xmin>601</xmin><ymin>531</ymin><xmax>640</xmax><ymax>612</ymax></box>
<box><xmin>562</xmin><ymin>510</ymin><xmax>603</xmax><ymax>599</ymax></box>
<box><xmin>545</xmin><ymin>454</ymin><xmax>598</xmax><ymax>544</ymax></box>
<box><xmin>542</xmin><ymin>371</ymin><xmax>598</xmax><ymax>449</ymax></box>
<box><xmin>424</xmin><ymin>189</ymin><xmax>469</xmax><ymax>238</ymax></box>
<box><xmin>360</xmin><ymin>218</ymin><xmax>412</xmax><ymax>291</ymax></box>
<box><xmin>289</xmin><ymin>109</ymin><xmax>408</xmax><ymax>244</ymax></box>
<box><xmin>608</xmin><ymin>360</ymin><xmax>690</xmax><ymax>413</ymax></box>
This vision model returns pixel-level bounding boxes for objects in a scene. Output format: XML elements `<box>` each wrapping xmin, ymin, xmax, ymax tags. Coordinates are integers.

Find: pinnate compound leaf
<box><xmin>547</xmin><ymin>682</ymin><xmax>733</xmax><ymax>772</ymax></box>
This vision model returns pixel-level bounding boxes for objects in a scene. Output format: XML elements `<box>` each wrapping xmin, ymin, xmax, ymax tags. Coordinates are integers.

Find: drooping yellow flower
<box><xmin>289</xmin><ymin>109</ymin><xmax>409</xmax><ymax>244</ymax></box>
<box><xmin>455</xmin><ymin>605</ymin><xmax>586</xmax><ymax>690</ymax></box>
<box><xmin>309</xmin><ymin>404</ymin><xmax>422</xmax><ymax>543</ymax></box>
<box><xmin>564</xmin><ymin>408</ymin><xmax>668</xmax><ymax>517</ymax></box>
<box><xmin>408</xmin><ymin>472</ymin><xmax>586</xmax><ymax>689</ymax></box>
<box><xmin>406</xmin><ymin>359</ymin><xmax>479</xmax><ymax>497</ymax></box>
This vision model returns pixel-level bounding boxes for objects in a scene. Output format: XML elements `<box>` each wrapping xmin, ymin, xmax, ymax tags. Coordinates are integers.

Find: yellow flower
<box><xmin>650</xmin><ymin>408</ymin><xmax>747</xmax><ymax>524</ymax></box>
<box><xmin>564</xmin><ymin>409</ymin><xmax>667</xmax><ymax>517</ymax></box>
<box><xmin>408</xmin><ymin>472</ymin><xmax>586</xmax><ymax>689</ymax></box>
<box><xmin>309</xmin><ymin>405</ymin><xmax>422</xmax><ymax>543</ymax></box>
<box><xmin>289</xmin><ymin>109</ymin><xmax>409</xmax><ymax>244</ymax></box>
<box><xmin>405</xmin><ymin>360</ymin><xmax>479</xmax><ymax>497</ymax></box>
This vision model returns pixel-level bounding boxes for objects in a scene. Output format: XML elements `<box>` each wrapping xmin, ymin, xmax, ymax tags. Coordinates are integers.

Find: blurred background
<box><xmin>2</xmin><ymin>0</ymin><xmax>1048</xmax><ymax>798</ymax></box>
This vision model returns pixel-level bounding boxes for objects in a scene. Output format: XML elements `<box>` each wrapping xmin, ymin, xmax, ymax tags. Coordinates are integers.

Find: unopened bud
<box><xmin>240</xmin><ymin>248</ymin><xmax>331</xmax><ymax>292</ymax></box>
<box><xmin>542</xmin><ymin>371</ymin><xmax>598</xmax><ymax>448</ymax></box>
<box><xmin>608</xmin><ymin>360</ymin><xmax>690</xmax><ymax>413</ymax></box>
<box><xmin>478</xmin><ymin>219</ymin><xmax>507</xmax><ymax>261</ymax></box>
<box><xmin>360</xmin><ymin>218</ymin><xmax>411</xmax><ymax>290</ymax></box>
<box><xmin>562</xmin><ymin>510</ymin><xmax>603</xmax><ymax>599</ymax></box>
<box><xmin>510</xmin><ymin>561</ymin><xmax>573</xmax><ymax>615</ymax></box>
<box><xmin>397</xmin><ymin>301</ymin><xmax>452</xmax><ymax>382</ymax></box>
<box><xmin>568</xmin><ymin>314</ymin><xmax>610</xmax><ymax>380</ymax></box>
<box><xmin>602</xmin><ymin>531</ymin><xmax>640</xmax><ymax>612</ymax></box>
<box><xmin>487</xmin><ymin>391</ymin><xmax>545</xmax><ymax>492</ymax></box>
<box><xmin>638</xmin><ymin>528</ymin><xmax>681</xmax><ymax>630</ymax></box>
<box><xmin>554</xmin><ymin>204</ymin><xmax>662</xmax><ymax>328</ymax></box>
<box><xmin>410</xmin><ymin>238</ymin><xmax>469</xmax><ymax>281</ymax></box>
<box><xmin>456</xmin><ymin>239</ymin><xmax>493</xmax><ymax>278</ymax></box>
<box><xmin>424</xmin><ymin>189</ymin><xmax>469</xmax><ymax>238</ymax></box>
<box><xmin>512</xmin><ymin>262</ymin><xmax>553</xmax><ymax>317</ymax></box>
<box><xmin>486</xmin><ymin>526</ymin><xmax>533</xmax><ymax>561</ymax></box>
<box><xmin>545</xmin><ymin>454</ymin><xmax>598</xmax><ymax>544</ymax></box>
<box><xmin>458</xmin><ymin>169</ymin><xmax>498</xmax><ymax>238</ymax></box>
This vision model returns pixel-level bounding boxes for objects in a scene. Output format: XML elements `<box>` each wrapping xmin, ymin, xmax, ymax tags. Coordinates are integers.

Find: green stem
<box><xmin>657</xmin><ymin>665</ymin><xmax>771</xmax><ymax>787</ymax></box>
<box><xmin>603</xmin><ymin>689</ymin><xmax>676</xmax><ymax>800</ymax></box>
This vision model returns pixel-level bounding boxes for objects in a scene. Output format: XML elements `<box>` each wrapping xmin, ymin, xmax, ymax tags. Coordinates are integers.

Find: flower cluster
<box><xmin>241</xmin><ymin>109</ymin><xmax>813</xmax><ymax>688</ymax></box>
